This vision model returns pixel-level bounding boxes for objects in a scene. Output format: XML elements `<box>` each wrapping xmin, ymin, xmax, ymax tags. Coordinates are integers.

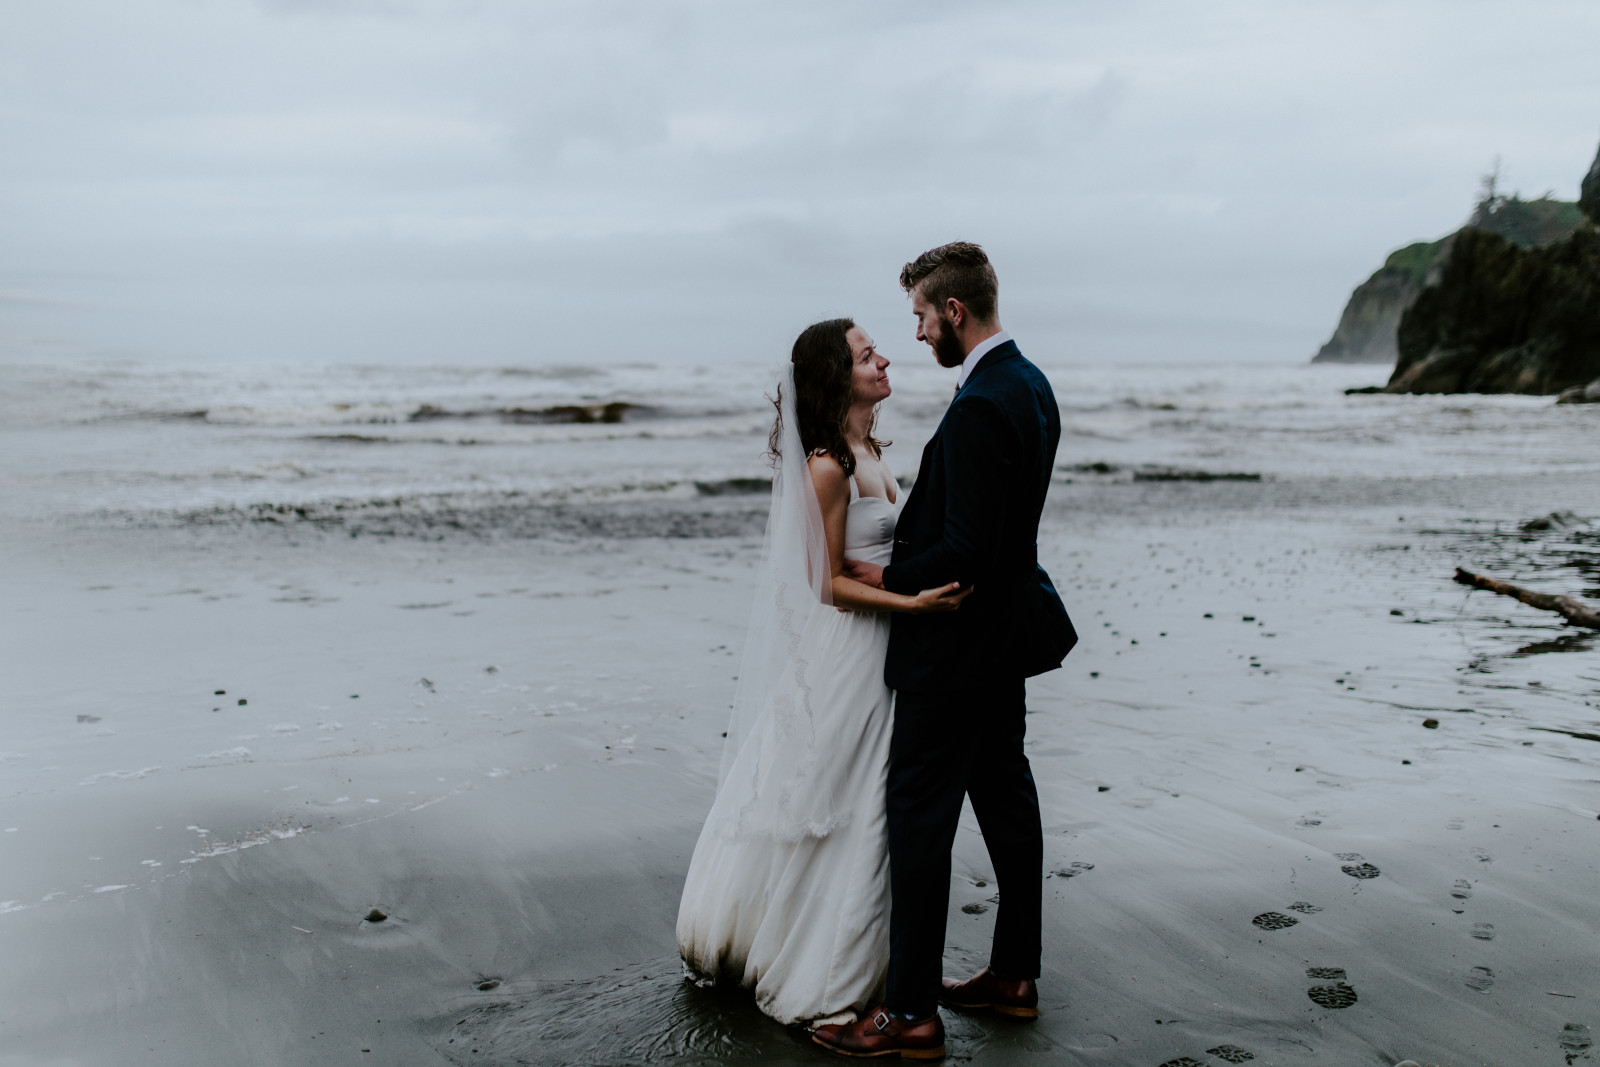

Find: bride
<box><xmin>676</xmin><ymin>318</ymin><xmax>968</xmax><ymax>1026</ymax></box>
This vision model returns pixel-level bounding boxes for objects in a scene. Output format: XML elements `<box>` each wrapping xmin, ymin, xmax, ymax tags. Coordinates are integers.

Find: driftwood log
<box><xmin>1453</xmin><ymin>568</ymin><xmax>1600</xmax><ymax>629</ymax></box>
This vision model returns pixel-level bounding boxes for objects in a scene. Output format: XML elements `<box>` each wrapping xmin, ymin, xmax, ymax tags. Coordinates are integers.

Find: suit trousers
<box><xmin>883</xmin><ymin>677</ymin><xmax>1043</xmax><ymax>1018</ymax></box>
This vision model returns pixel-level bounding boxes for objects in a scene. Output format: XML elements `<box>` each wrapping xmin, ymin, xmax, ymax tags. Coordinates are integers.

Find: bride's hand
<box><xmin>911</xmin><ymin>582</ymin><xmax>972</xmax><ymax>613</ymax></box>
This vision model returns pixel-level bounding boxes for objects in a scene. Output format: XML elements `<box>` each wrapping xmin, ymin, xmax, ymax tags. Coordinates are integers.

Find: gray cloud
<box><xmin>2</xmin><ymin>0</ymin><xmax>1598</xmax><ymax>365</ymax></box>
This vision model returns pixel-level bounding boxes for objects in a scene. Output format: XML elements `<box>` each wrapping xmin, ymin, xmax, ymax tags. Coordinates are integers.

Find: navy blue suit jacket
<box><xmin>882</xmin><ymin>340</ymin><xmax>1076</xmax><ymax>692</ymax></box>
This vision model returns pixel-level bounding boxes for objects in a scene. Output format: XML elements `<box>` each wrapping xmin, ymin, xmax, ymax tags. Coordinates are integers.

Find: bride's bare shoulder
<box><xmin>807</xmin><ymin>452</ymin><xmax>849</xmax><ymax>497</ymax></box>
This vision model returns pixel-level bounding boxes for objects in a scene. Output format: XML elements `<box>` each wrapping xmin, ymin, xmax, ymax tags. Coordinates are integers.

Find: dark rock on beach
<box><xmin>503</xmin><ymin>402</ymin><xmax>641</xmax><ymax>425</ymax></box>
<box><xmin>693</xmin><ymin>477</ymin><xmax>772</xmax><ymax>496</ymax></box>
<box><xmin>1520</xmin><ymin>509</ymin><xmax>1584</xmax><ymax>532</ymax></box>
<box><xmin>1555</xmin><ymin>377</ymin><xmax>1600</xmax><ymax>404</ymax></box>
<box><xmin>1059</xmin><ymin>462</ymin><xmax>1261</xmax><ymax>484</ymax></box>
<box><xmin>409</xmin><ymin>401</ymin><xmax>645</xmax><ymax>424</ymax></box>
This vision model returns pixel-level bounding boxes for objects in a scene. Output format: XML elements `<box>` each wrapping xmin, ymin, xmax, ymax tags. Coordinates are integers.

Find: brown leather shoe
<box><xmin>939</xmin><ymin>967</ymin><xmax>1039</xmax><ymax>1019</ymax></box>
<box><xmin>811</xmin><ymin>1008</ymin><xmax>946</xmax><ymax>1059</ymax></box>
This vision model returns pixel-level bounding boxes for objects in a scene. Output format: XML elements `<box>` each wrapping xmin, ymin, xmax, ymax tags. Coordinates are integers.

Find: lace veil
<box><xmin>710</xmin><ymin>364</ymin><xmax>847</xmax><ymax>841</ymax></box>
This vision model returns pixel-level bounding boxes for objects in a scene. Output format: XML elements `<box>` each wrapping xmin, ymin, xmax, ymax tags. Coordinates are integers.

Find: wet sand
<box><xmin>3</xmin><ymin>469</ymin><xmax>1599</xmax><ymax>1066</ymax></box>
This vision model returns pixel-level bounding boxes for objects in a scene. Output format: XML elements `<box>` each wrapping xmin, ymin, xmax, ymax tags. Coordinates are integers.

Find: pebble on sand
<box><xmin>1423</xmin><ymin>718</ymin><xmax>1439</xmax><ymax>729</ymax></box>
<box><xmin>365</xmin><ymin>908</ymin><xmax>388</xmax><ymax>923</ymax></box>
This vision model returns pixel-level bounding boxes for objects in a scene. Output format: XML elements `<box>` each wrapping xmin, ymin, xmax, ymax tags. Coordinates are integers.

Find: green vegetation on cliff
<box><xmin>1466</xmin><ymin>194</ymin><xmax>1584</xmax><ymax>247</ymax></box>
<box><xmin>1381</xmin><ymin>240</ymin><xmax>1445</xmax><ymax>286</ymax></box>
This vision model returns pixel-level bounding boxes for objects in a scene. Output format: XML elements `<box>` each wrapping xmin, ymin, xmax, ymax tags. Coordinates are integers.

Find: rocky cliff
<box><xmin>1384</xmin><ymin>143</ymin><xmax>1600</xmax><ymax>395</ymax></box>
<box><xmin>1313</xmin><ymin>240</ymin><xmax>1446</xmax><ymax>363</ymax></box>
<box><xmin>1387</xmin><ymin>226</ymin><xmax>1600</xmax><ymax>393</ymax></box>
<box><xmin>1582</xmin><ymin>141</ymin><xmax>1600</xmax><ymax>225</ymax></box>
<box><xmin>1313</xmin><ymin>195</ymin><xmax>1585</xmax><ymax>364</ymax></box>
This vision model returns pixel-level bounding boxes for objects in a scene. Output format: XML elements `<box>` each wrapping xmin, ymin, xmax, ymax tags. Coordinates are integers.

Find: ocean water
<box><xmin>3</xmin><ymin>357</ymin><xmax>1595</xmax><ymax>526</ymax></box>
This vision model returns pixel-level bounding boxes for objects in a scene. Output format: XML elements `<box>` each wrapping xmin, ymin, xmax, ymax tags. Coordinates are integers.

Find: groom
<box><xmin>817</xmin><ymin>242</ymin><xmax>1076</xmax><ymax>1058</ymax></box>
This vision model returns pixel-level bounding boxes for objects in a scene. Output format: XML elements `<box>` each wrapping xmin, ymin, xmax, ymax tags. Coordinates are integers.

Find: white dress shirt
<box><xmin>955</xmin><ymin>329</ymin><xmax>1013</xmax><ymax>391</ymax></box>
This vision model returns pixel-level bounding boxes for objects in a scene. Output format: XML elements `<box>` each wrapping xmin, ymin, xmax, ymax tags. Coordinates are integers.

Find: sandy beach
<box><xmin>4</xmin><ymin>418</ymin><xmax>1598</xmax><ymax>1066</ymax></box>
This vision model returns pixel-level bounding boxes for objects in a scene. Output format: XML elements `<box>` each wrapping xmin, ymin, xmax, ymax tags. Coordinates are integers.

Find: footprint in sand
<box><xmin>1296</xmin><ymin>815</ymin><xmax>1322</xmax><ymax>827</ymax></box>
<box><xmin>1559</xmin><ymin>1023</ymin><xmax>1593</xmax><ymax>1064</ymax></box>
<box><xmin>1464</xmin><ymin>965</ymin><xmax>1495</xmax><ymax>993</ymax></box>
<box><xmin>1205</xmin><ymin>1046</ymin><xmax>1256</xmax><ymax>1064</ymax></box>
<box><xmin>1471</xmin><ymin>922</ymin><xmax>1495</xmax><ymax>941</ymax></box>
<box><xmin>1334</xmin><ymin>852</ymin><xmax>1364</xmax><ymax>861</ymax></box>
<box><xmin>1341</xmin><ymin>862</ymin><xmax>1381</xmax><ymax>880</ymax></box>
<box><xmin>1286</xmin><ymin>901</ymin><xmax>1323</xmax><ymax>914</ymax></box>
<box><xmin>1156</xmin><ymin>1058</ymin><xmax>1208</xmax><ymax>1067</ymax></box>
<box><xmin>1471</xmin><ymin>847</ymin><xmax>1493</xmax><ymax>864</ymax></box>
<box><xmin>1450</xmin><ymin>879</ymin><xmax>1473</xmax><ymax>899</ymax></box>
<box><xmin>1306</xmin><ymin>982</ymin><xmax>1358</xmax><ymax>1009</ymax></box>
<box><xmin>1049</xmin><ymin>861</ymin><xmax>1095</xmax><ymax>879</ymax></box>
<box><xmin>1251</xmin><ymin>912</ymin><xmax>1298</xmax><ymax>931</ymax></box>
<box><xmin>1447</xmin><ymin>817</ymin><xmax>1464</xmax><ymax>830</ymax></box>
<box><xmin>1305</xmin><ymin>967</ymin><xmax>1346</xmax><ymax>980</ymax></box>
<box><xmin>961</xmin><ymin>903</ymin><xmax>988</xmax><ymax>915</ymax></box>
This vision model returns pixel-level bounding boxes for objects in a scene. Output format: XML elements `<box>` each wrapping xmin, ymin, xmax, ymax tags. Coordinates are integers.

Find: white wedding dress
<box><xmin>677</xmin><ymin>474</ymin><xmax>899</xmax><ymax>1026</ymax></box>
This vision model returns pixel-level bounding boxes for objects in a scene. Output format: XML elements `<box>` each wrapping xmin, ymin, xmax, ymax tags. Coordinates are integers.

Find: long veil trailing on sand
<box><xmin>710</xmin><ymin>365</ymin><xmax>852</xmax><ymax>842</ymax></box>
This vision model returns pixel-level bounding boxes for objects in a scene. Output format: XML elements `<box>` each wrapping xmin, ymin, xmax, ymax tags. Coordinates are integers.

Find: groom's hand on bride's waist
<box><xmin>843</xmin><ymin>560</ymin><xmax>886</xmax><ymax>589</ymax></box>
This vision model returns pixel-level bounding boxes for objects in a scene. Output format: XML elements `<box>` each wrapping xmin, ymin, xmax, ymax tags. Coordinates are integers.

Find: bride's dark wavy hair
<box><xmin>768</xmin><ymin>318</ymin><xmax>886</xmax><ymax>476</ymax></box>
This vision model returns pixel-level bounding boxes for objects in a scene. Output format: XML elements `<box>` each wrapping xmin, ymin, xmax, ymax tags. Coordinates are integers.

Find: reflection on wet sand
<box><xmin>435</xmin><ymin>957</ymin><xmax>1064</xmax><ymax>1066</ymax></box>
<box><xmin>436</xmin><ymin>959</ymin><xmax>775</xmax><ymax>1066</ymax></box>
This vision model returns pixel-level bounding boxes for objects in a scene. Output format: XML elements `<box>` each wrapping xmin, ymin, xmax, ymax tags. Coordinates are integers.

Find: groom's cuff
<box><xmin>881</xmin><ymin>562</ymin><xmax>915</xmax><ymax>596</ymax></box>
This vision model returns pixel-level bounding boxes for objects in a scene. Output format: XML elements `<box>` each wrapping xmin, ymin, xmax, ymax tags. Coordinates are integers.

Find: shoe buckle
<box><xmin>872</xmin><ymin>1010</ymin><xmax>893</xmax><ymax>1032</ymax></box>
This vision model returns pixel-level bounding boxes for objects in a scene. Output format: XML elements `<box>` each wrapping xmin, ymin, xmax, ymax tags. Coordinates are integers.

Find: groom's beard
<box><xmin>932</xmin><ymin>315</ymin><xmax>966</xmax><ymax>368</ymax></box>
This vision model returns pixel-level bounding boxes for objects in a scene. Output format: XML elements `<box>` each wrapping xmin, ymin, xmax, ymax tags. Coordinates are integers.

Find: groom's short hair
<box><xmin>900</xmin><ymin>241</ymin><xmax>999</xmax><ymax>324</ymax></box>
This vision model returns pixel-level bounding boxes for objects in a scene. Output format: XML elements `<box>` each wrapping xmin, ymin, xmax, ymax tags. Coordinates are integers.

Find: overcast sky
<box><xmin>3</xmin><ymin>0</ymin><xmax>1597</xmax><ymax>366</ymax></box>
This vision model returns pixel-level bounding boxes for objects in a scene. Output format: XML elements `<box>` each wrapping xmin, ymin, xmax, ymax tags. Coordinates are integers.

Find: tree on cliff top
<box><xmin>1473</xmin><ymin>156</ymin><xmax>1507</xmax><ymax>219</ymax></box>
<box><xmin>1467</xmin><ymin>157</ymin><xmax>1584</xmax><ymax>247</ymax></box>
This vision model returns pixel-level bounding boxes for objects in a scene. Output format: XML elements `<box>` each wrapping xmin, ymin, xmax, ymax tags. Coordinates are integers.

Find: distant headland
<box><xmin>1315</xmin><ymin>141</ymin><xmax>1600</xmax><ymax>400</ymax></box>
